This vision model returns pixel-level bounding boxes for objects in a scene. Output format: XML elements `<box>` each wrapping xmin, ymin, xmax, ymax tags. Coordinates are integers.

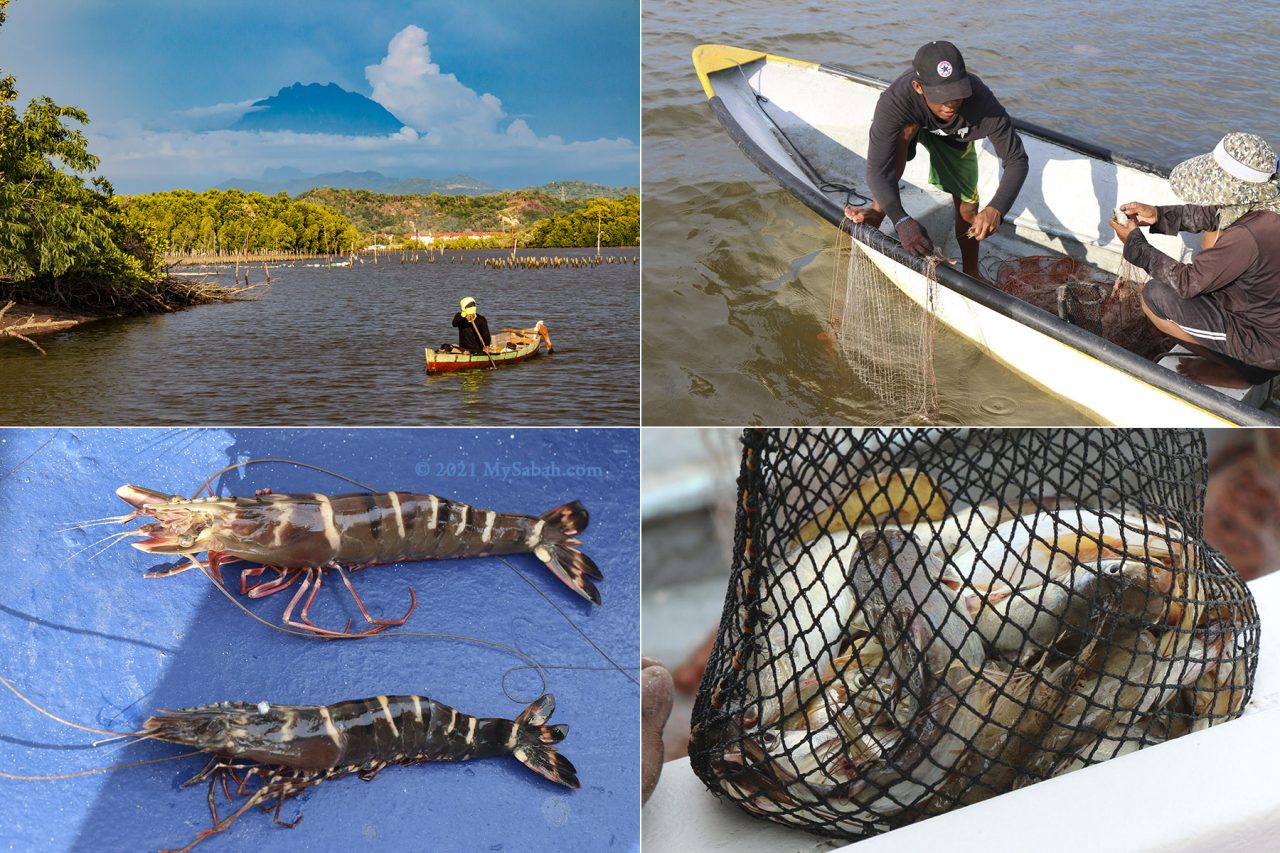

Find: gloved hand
<box><xmin>894</xmin><ymin>216</ymin><xmax>934</xmax><ymax>257</ymax></box>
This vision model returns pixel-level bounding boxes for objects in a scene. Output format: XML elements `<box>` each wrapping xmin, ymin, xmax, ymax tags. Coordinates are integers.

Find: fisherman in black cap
<box><xmin>845</xmin><ymin>41</ymin><xmax>1028</xmax><ymax>279</ymax></box>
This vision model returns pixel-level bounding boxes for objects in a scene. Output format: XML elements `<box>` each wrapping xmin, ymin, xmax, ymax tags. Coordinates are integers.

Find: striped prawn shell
<box><xmin>145</xmin><ymin>695</ymin><xmax>504</xmax><ymax>770</ymax></box>
<box><xmin>121</xmin><ymin>487</ymin><xmax>544</xmax><ymax>569</ymax></box>
<box><xmin>142</xmin><ymin>692</ymin><xmax>579</xmax><ymax>788</ymax></box>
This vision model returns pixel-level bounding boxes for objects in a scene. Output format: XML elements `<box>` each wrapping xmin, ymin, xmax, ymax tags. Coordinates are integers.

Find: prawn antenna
<box><xmin>0</xmin><ymin>672</ymin><xmax>135</xmax><ymax>739</ymax></box>
<box><xmin>60</xmin><ymin>529</ymin><xmax>138</xmax><ymax>566</ymax></box>
<box><xmin>0</xmin><ymin>751</ymin><xmax>201</xmax><ymax>781</ymax></box>
<box><xmin>193</xmin><ymin>458</ymin><xmax>377</xmax><ymax>498</ymax></box>
<box><xmin>194</xmin><ymin>564</ymin><xmax>556</xmax><ymax>702</ymax></box>
<box><xmin>496</xmin><ymin>556</ymin><xmax>638</xmax><ymax>687</ymax></box>
<box><xmin>56</xmin><ymin>513</ymin><xmax>139</xmax><ymax>533</ymax></box>
<box><xmin>0</xmin><ymin>673</ymin><xmax>197</xmax><ymax>780</ymax></box>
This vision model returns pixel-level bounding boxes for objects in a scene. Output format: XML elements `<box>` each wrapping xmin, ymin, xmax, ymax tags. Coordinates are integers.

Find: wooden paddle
<box><xmin>468</xmin><ymin>316</ymin><xmax>497</xmax><ymax>369</ymax></box>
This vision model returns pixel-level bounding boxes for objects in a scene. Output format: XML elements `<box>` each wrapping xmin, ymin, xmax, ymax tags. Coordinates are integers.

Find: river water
<box><xmin>0</xmin><ymin>248</ymin><xmax>638</xmax><ymax>425</ymax></box>
<box><xmin>642</xmin><ymin>0</ymin><xmax>1279</xmax><ymax>425</ymax></box>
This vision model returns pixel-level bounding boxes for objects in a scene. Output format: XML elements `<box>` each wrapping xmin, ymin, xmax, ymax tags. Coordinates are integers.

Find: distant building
<box><xmin>405</xmin><ymin>231</ymin><xmax>506</xmax><ymax>245</ymax></box>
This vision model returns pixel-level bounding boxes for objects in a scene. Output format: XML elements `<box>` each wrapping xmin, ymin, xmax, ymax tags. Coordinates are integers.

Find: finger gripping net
<box><xmin>690</xmin><ymin>429</ymin><xmax>1259</xmax><ymax>837</ymax></box>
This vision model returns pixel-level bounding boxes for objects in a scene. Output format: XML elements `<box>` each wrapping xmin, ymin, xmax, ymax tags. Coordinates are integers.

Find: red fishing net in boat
<box><xmin>690</xmin><ymin>429</ymin><xmax>1258</xmax><ymax>838</ymax></box>
<box><xmin>992</xmin><ymin>256</ymin><xmax>1170</xmax><ymax>360</ymax></box>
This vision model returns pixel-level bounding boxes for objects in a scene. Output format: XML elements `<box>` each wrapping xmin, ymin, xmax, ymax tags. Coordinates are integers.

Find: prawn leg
<box><xmin>280</xmin><ymin>568</ymin><xmax>412</xmax><ymax>639</ymax></box>
<box><xmin>242</xmin><ymin>567</ymin><xmax>303</xmax><ymax>599</ymax></box>
<box><xmin>144</xmin><ymin>556</ymin><xmax>208</xmax><ymax>580</ymax></box>
<box><xmin>333</xmin><ymin>564</ymin><xmax>418</xmax><ymax>631</ymax></box>
<box><xmin>162</xmin><ymin>773</ymin><xmax>275</xmax><ymax>853</ymax></box>
<box><xmin>144</xmin><ymin>552</ymin><xmax>239</xmax><ymax>583</ymax></box>
<box><xmin>271</xmin><ymin>791</ymin><xmax>303</xmax><ymax>829</ymax></box>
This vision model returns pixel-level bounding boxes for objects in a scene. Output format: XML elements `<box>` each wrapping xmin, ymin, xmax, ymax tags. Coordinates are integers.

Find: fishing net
<box><xmin>690</xmin><ymin>428</ymin><xmax>1259</xmax><ymax>838</ymax></box>
<box><xmin>993</xmin><ymin>256</ymin><xmax>1170</xmax><ymax>360</ymax></box>
<box><xmin>829</xmin><ymin>227</ymin><xmax>941</xmax><ymax>424</ymax></box>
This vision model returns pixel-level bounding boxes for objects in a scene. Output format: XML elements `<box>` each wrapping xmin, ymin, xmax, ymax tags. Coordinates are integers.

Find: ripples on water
<box><xmin>642</xmin><ymin>0</ymin><xmax>1279</xmax><ymax>425</ymax></box>
<box><xmin>0</xmin><ymin>249</ymin><xmax>639</xmax><ymax>425</ymax></box>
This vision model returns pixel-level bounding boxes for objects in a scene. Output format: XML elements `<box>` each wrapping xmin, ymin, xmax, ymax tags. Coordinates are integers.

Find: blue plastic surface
<box><xmin>0</xmin><ymin>429</ymin><xmax>639</xmax><ymax>852</ymax></box>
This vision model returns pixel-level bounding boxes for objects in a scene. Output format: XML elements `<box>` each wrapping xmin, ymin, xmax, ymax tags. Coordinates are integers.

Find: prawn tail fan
<box><xmin>511</xmin><ymin>694</ymin><xmax>580</xmax><ymax>789</ymax></box>
<box><xmin>533</xmin><ymin>501</ymin><xmax>603</xmax><ymax>605</ymax></box>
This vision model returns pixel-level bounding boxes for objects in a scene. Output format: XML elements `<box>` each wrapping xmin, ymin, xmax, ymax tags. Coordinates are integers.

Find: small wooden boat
<box><xmin>424</xmin><ymin>320</ymin><xmax>552</xmax><ymax>373</ymax></box>
<box><xmin>692</xmin><ymin>44</ymin><xmax>1280</xmax><ymax>426</ymax></box>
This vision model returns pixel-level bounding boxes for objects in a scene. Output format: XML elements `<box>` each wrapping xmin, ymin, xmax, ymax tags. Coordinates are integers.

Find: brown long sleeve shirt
<box><xmin>1124</xmin><ymin>205</ymin><xmax>1280</xmax><ymax>367</ymax></box>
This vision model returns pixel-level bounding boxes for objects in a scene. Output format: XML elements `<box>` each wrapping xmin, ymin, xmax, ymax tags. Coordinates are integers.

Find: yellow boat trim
<box><xmin>692</xmin><ymin>44</ymin><xmax>818</xmax><ymax>99</ymax></box>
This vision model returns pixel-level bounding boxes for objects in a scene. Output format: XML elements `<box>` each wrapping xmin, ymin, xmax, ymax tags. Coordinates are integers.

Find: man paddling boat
<box><xmin>452</xmin><ymin>295</ymin><xmax>492</xmax><ymax>354</ymax></box>
<box><xmin>845</xmin><ymin>41</ymin><xmax>1028</xmax><ymax>279</ymax></box>
<box><xmin>1110</xmin><ymin>132</ymin><xmax>1280</xmax><ymax>389</ymax></box>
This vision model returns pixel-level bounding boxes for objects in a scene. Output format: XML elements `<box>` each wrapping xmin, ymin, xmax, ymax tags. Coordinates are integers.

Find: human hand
<box><xmin>895</xmin><ymin>217</ymin><xmax>935</xmax><ymax>256</ymax></box>
<box><xmin>1119</xmin><ymin>202</ymin><xmax>1158</xmax><ymax>226</ymax></box>
<box><xmin>641</xmin><ymin>657</ymin><xmax>674</xmax><ymax>804</ymax></box>
<box><xmin>1108</xmin><ymin>215</ymin><xmax>1137</xmax><ymax>243</ymax></box>
<box><xmin>966</xmin><ymin>206</ymin><xmax>1002</xmax><ymax>241</ymax></box>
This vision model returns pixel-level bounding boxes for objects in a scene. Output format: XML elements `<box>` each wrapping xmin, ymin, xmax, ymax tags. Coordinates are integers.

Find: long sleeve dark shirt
<box><xmin>1125</xmin><ymin>205</ymin><xmax>1280</xmax><ymax>367</ymax></box>
<box><xmin>452</xmin><ymin>312</ymin><xmax>492</xmax><ymax>353</ymax></box>
<box><xmin>867</xmin><ymin>71</ymin><xmax>1029</xmax><ymax>224</ymax></box>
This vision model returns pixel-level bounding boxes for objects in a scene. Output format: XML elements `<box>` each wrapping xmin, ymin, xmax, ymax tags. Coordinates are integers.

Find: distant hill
<box><xmin>218</xmin><ymin>171</ymin><xmax>498</xmax><ymax>197</ymax></box>
<box><xmin>232</xmin><ymin>82</ymin><xmax>405</xmax><ymax>136</ymax></box>
<box><xmin>217</xmin><ymin>170</ymin><xmax>636</xmax><ymax>201</ymax></box>
<box><xmin>296</xmin><ymin>186</ymin><xmax>638</xmax><ymax>235</ymax></box>
<box><xmin>527</xmin><ymin>180</ymin><xmax>638</xmax><ymax>201</ymax></box>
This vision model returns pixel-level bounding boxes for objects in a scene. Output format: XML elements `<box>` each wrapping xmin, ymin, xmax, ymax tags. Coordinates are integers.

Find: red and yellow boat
<box><xmin>425</xmin><ymin>321</ymin><xmax>553</xmax><ymax>373</ymax></box>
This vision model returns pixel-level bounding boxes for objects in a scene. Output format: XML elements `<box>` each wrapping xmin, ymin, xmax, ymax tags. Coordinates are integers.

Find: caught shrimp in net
<box><xmin>690</xmin><ymin>429</ymin><xmax>1258</xmax><ymax>837</ymax></box>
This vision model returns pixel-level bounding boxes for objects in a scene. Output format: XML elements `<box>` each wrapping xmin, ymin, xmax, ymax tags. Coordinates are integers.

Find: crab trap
<box><xmin>689</xmin><ymin>429</ymin><xmax>1259</xmax><ymax>837</ymax></box>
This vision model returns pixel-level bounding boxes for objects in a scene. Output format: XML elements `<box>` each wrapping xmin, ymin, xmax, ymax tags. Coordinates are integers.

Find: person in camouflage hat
<box><xmin>1109</xmin><ymin>132</ymin><xmax>1280</xmax><ymax>388</ymax></box>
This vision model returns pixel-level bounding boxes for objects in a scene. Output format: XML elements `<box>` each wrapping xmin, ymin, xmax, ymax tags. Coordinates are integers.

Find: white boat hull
<box><xmin>858</xmin><ymin>248</ymin><xmax>1228</xmax><ymax>425</ymax></box>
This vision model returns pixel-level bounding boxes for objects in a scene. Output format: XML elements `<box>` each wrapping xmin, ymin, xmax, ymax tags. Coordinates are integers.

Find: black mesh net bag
<box><xmin>690</xmin><ymin>429</ymin><xmax>1259</xmax><ymax>837</ymax></box>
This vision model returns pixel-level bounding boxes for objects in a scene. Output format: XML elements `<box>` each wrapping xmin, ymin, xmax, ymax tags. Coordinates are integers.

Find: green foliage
<box><xmin>524</xmin><ymin>196</ymin><xmax>639</xmax><ymax>248</ymax></box>
<box><xmin>297</xmin><ymin>186</ymin><xmax>577</xmax><ymax>236</ymax></box>
<box><xmin>532</xmin><ymin>180</ymin><xmax>638</xmax><ymax>201</ymax></box>
<box><xmin>0</xmin><ymin>0</ymin><xmax>161</xmax><ymax>293</ymax></box>
<box><xmin>118</xmin><ymin>189</ymin><xmax>362</xmax><ymax>255</ymax></box>
<box><xmin>439</xmin><ymin>236</ymin><xmax>509</xmax><ymax>250</ymax></box>
<box><xmin>297</xmin><ymin>188</ymin><xmax>639</xmax><ymax>248</ymax></box>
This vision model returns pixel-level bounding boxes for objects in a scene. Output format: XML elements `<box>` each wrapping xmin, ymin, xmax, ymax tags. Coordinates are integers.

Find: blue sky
<box><xmin>0</xmin><ymin>0</ymin><xmax>639</xmax><ymax>191</ymax></box>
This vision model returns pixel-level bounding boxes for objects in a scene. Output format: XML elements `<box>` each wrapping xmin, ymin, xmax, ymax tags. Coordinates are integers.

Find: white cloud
<box><xmin>365</xmin><ymin>25</ymin><xmax>507</xmax><ymax>141</ymax></box>
<box><xmin>87</xmin><ymin>121</ymin><xmax>636</xmax><ymax>193</ymax></box>
<box><xmin>87</xmin><ymin>24</ymin><xmax>636</xmax><ymax>192</ymax></box>
<box><xmin>167</xmin><ymin>99</ymin><xmax>263</xmax><ymax>131</ymax></box>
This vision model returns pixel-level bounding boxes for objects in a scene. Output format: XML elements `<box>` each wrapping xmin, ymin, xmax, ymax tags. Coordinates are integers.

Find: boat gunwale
<box><xmin>424</xmin><ymin>336</ymin><xmax>544</xmax><ymax>373</ymax></box>
<box><xmin>696</xmin><ymin>45</ymin><xmax>1279</xmax><ymax>426</ymax></box>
